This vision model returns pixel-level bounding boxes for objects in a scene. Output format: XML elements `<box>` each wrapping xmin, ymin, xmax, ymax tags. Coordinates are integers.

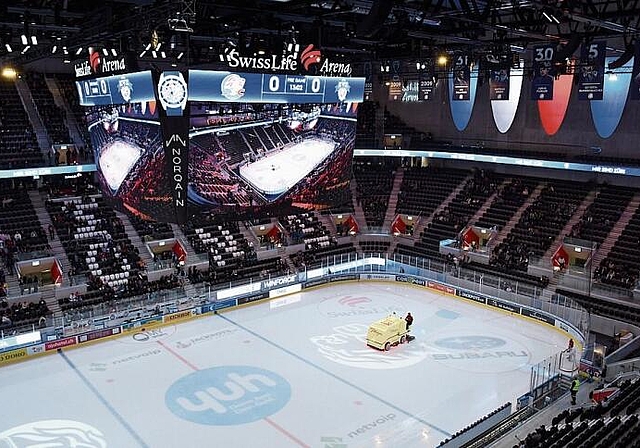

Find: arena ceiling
<box><xmin>0</xmin><ymin>0</ymin><xmax>639</xmax><ymax>73</ymax></box>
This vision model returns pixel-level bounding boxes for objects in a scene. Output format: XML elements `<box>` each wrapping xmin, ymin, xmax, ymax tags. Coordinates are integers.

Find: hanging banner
<box><xmin>157</xmin><ymin>71</ymin><xmax>190</xmax><ymax>224</ymax></box>
<box><xmin>448</xmin><ymin>63</ymin><xmax>479</xmax><ymax>131</ymax></box>
<box><xmin>453</xmin><ymin>54</ymin><xmax>471</xmax><ymax>101</ymax></box>
<box><xmin>491</xmin><ymin>61</ymin><xmax>524</xmax><ymax>133</ymax></box>
<box><xmin>538</xmin><ymin>59</ymin><xmax>574</xmax><ymax>136</ymax></box>
<box><xmin>489</xmin><ymin>65</ymin><xmax>511</xmax><ymax>100</ymax></box>
<box><xmin>578</xmin><ymin>41</ymin><xmax>606</xmax><ymax>100</ymax></box>
<box><xmin>388</xmin><ymin>80</ymin><xmax>403</xmax><ymax>101</ymax></box>
<box><xmin>591</xmin><ymin>56</ymin><xmax>634</xmax><ymax>138</ymax></box>
<box><xmin>419</xmin><ymin>72</ymin><xmax>436</xmax><ymax>101</ymax></box>
<box><xmin>630</xmin><ymin>43</ymin><xmax>640</xmax><ymax>100</ymax></box>
<box><xmin>363</xmin><ymin>61</ymin><xmax>373</xmax><ymax>101</ymax></box>
<box><xmin>531</xmin><ymin>44</ymin><xmax>556</xmax><ymax>100</ymax></box>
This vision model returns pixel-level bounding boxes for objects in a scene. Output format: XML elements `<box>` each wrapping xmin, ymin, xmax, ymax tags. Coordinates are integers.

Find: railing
<box><xmin>2</xmin><ymin>253</ymin><xmax>590</xmax><ymax>351</ymax></box>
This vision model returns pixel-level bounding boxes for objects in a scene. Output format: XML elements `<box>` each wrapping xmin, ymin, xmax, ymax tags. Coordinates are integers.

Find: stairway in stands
<box><xmin>490</xmin><ymin>182</ymin><xmax>546</xmax><ymax>249</ymax></box>
<box><xmin>28</xmin><ymin>190</ymin><xmax>73</xmax><ymax>283</ymax></box>
<box><xmin>409</xmin><ymin>172</ymin><xmax>473</xmax><ymax>239</ymax></box>
<box><xmin>316</xmin><ymin>212</ymin><xmax>338</xmax><ymax>236</ymax></box>
<box><xmin>14</xmin><ymin>77</ymin><xmax>51</xmax><ymax>159</ymax></box>
<box><xmin>541</xmin><ymin>188</ymin><xmax>599</xmax><ymax>263</ymax></box>
<box><xmin>349</xmin><ymin>178</ymin><xmax>367</xmax><ymax>230</ymax></box>
<box><xmin>381</xmin><ymin>166</ymin><xmax>405</xmax><ymax>230</ymax></box>
<box><xmin>238</xmin><ymin>221</ymin><xmax>262</xmax><ymax>249</ymax></box>
<box><xmin>469</xmin><ymin>178</ymin><xmax>510</xmax><ymax>226</ymax></box>
<box><xmin>170</xmin><ymin>223</ymin><xmax>208</xmax><ymax>264</ymax></box>
<box><xmin>115</xmin><ymin>211</ymin><xmax>155</xmax><ymax>270</ymax></box>
<box><xmin>591</xmin><ymin>192</ymin><xmax>640</xmax><ymax>271</ymax></box>
<box><xmin>44</xmin><ymin>77</ymin><xmax>86</xmax><ymax>148</ymax></box>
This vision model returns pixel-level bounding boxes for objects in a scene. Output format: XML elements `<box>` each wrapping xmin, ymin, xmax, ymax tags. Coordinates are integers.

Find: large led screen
<box><xmin>85</xmin><ymin>102</ymin><xmax>174</xmax><ymax>221</ymax></box>
<box><xmin>188</xmin><ymin>101</ymin><xmax>358</xmax><ymax>216</ymax></box>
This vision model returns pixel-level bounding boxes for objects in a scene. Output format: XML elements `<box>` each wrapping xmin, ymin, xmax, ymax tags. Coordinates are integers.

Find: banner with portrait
<box><xmin>531</xmin><ymin>44</ymin><xmax>556</xmax><ymax>100</ymax></box>
<box><xmin>578</xmin><ymin>41</ymin><xmax>606</xmax><ymax>100</ymax></box>
<box><xmin>487</xmin><ymin>55</ymin><xmax>511</xmax><ymax>101</ymax></box>
<box><xmin>419</xmin><ymin>71</ymin><xmax>436</xmax><ymax>101</ymax></box>
<box><xmin>452</xmin><ymin>54</ymin><xmax>471</xmax><ymax>101</ymax></box>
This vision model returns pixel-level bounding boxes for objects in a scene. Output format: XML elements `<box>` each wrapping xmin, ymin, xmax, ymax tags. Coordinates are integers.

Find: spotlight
<box><xmin>437</xmin><ymin>54</ymin><xmax>448</xmax><ymax>66</ymax></box>
<box><xmin>1</xmin><ymin>67</ymin><xmax>17</xmax><ymax>79</ymax></box>
<box><xmin>21</xmin><ymin>34</ymin><xmax>27</xmax><ymax>45</ymax></box>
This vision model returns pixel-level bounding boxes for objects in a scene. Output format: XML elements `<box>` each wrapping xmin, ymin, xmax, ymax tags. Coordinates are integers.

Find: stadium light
<box><xmin>102</xmin><ymin>48</ymin><xmax>109</xmax><ymax>56</ymax></box>
<box><xmin>5</xmin><ymin>44</ymin><xmax>12</xmax><ymax>52</ymax></box>
<box><xmin>111</xmin><ymin>49</ymin><xmax>118</xmax><ymax>56</ymax></box>
<box><xmin>51</xmin><ymin>45</ymin><xmax>57</xmax><ymax>53</ymax></box>
<box><xmin>437</xmin><ymin>54</ymin><xmax>448</xmax><ymax>66</ymax></box>
<box><xmin>1</xmin><ymin>67</ymin><xmax>17</xmax><ymax>79</ymax></box>
<box><xmin>176</xmin><ymin>51</ymin><xmax>184</xmax><ymax>59</ymax></box>
<box><xmin>21</xmin><ymin>34</ymin><xmax>27</xmax><ymax>45</ymax></box>
<box><xmin>21</xmin><ymin>45</ymin><xmax>30</xmax><ymax>54</ymax></box>
<box><xmin>30</xmin><ymin>35</ymin><xmax>37</xmax><ymax>45</ymax></box>
<box><xmin>76</xmin><ymin>47</ymin><xmax>83</xmax><ymax>55</ymax></box>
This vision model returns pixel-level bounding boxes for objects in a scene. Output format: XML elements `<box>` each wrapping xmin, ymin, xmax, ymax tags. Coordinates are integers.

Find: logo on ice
<box><xmin>165</xmin><ymin>366</ymin><xmax>291</xmax><ymax>425</ymax></box>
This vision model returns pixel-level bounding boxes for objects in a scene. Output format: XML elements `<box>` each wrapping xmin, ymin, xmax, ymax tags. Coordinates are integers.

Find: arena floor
<box><xmin>0</xmin><ymin>282</ymin><xmax>569</xmax><ymax>448</ymax></box>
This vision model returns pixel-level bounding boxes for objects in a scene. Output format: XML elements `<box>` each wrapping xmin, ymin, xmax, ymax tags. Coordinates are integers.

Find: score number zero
<box><xmin>265</xmin><ymin>75</ymin><xmax>323</xmax><ymax>94</ymax></box>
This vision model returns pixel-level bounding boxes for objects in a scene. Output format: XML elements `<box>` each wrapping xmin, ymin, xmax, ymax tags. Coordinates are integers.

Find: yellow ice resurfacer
<box><xmin>366</xmin><ymin>314</ymin><xmax>409</xmax><ymax>351</ymax></box>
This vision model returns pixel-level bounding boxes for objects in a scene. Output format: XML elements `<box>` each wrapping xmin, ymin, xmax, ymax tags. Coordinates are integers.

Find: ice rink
<box><xmin>239</xmin><ymin>138</ymin><xmax>335</xmax><ymax>196</ymax></box>
<box><xmin>99</xmin><ymin>139</ymin><xmax>142</xmax><ymax>191</ymax></box>
<box><xmin>0</xmin><ymin>282</ymin><xmax>569</xmax><ymax>448</ymax></box>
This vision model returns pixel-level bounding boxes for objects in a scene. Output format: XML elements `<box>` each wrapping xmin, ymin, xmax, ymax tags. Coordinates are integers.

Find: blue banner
<box><xmin>188</xmin><ymin>70</ymin><xmax>365</xmax><ymax>104</ymax></box>
<box><xmin>452</xmin><ymin>54</ymin><xmax>471</xmax><ymax>101</ymax></box>
<box><xmin>76</xmin><ymin>70</ymin><xmax>156</xmax><ymax>106</ymax></box>
<box><xmin>591</xmin><ymin>56</ymin><xmax>634</xmax><ymax>138</ymax></box>
<box><xmin>578</xmin><ymin>41</ymin><xmax>606</xmax><ymax>100</ymax></box>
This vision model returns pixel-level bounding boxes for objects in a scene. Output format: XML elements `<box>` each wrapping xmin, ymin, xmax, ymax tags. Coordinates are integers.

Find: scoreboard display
<box><xmin>77</xmin><ymin>69</ymin><xmax>366</xmax><ymax>106</ymax></box>
<box><xmin>76</xmin><ymin>70</ymin><xmax>155</xmax><ymax>106</ymax></box>
<box><xmin>188</xmin><ymin>70</ymin><xmax>366</xmax><ymax>104</ymax></box>
<box><xmin>77</xmin><ymin>66</ymin><xmax>364</xmax><ymax>223</ymax></box>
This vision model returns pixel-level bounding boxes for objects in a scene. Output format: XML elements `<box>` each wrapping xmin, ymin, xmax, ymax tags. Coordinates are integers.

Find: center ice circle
<box><xmin>165</xmin><ymin>366</ymin><xmax>291</xmax><ymax>426</ymax></box>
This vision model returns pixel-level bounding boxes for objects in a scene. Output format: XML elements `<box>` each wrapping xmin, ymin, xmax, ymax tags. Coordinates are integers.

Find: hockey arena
<box><xmin>4</xmin><ymin>1</ymin><xmax>640</xmax><ymax>447</ymax></box>
<box><xmin>0</xmin><ymin>282</ymin><xmax>570</xmax><ymax>448</ymax></box>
